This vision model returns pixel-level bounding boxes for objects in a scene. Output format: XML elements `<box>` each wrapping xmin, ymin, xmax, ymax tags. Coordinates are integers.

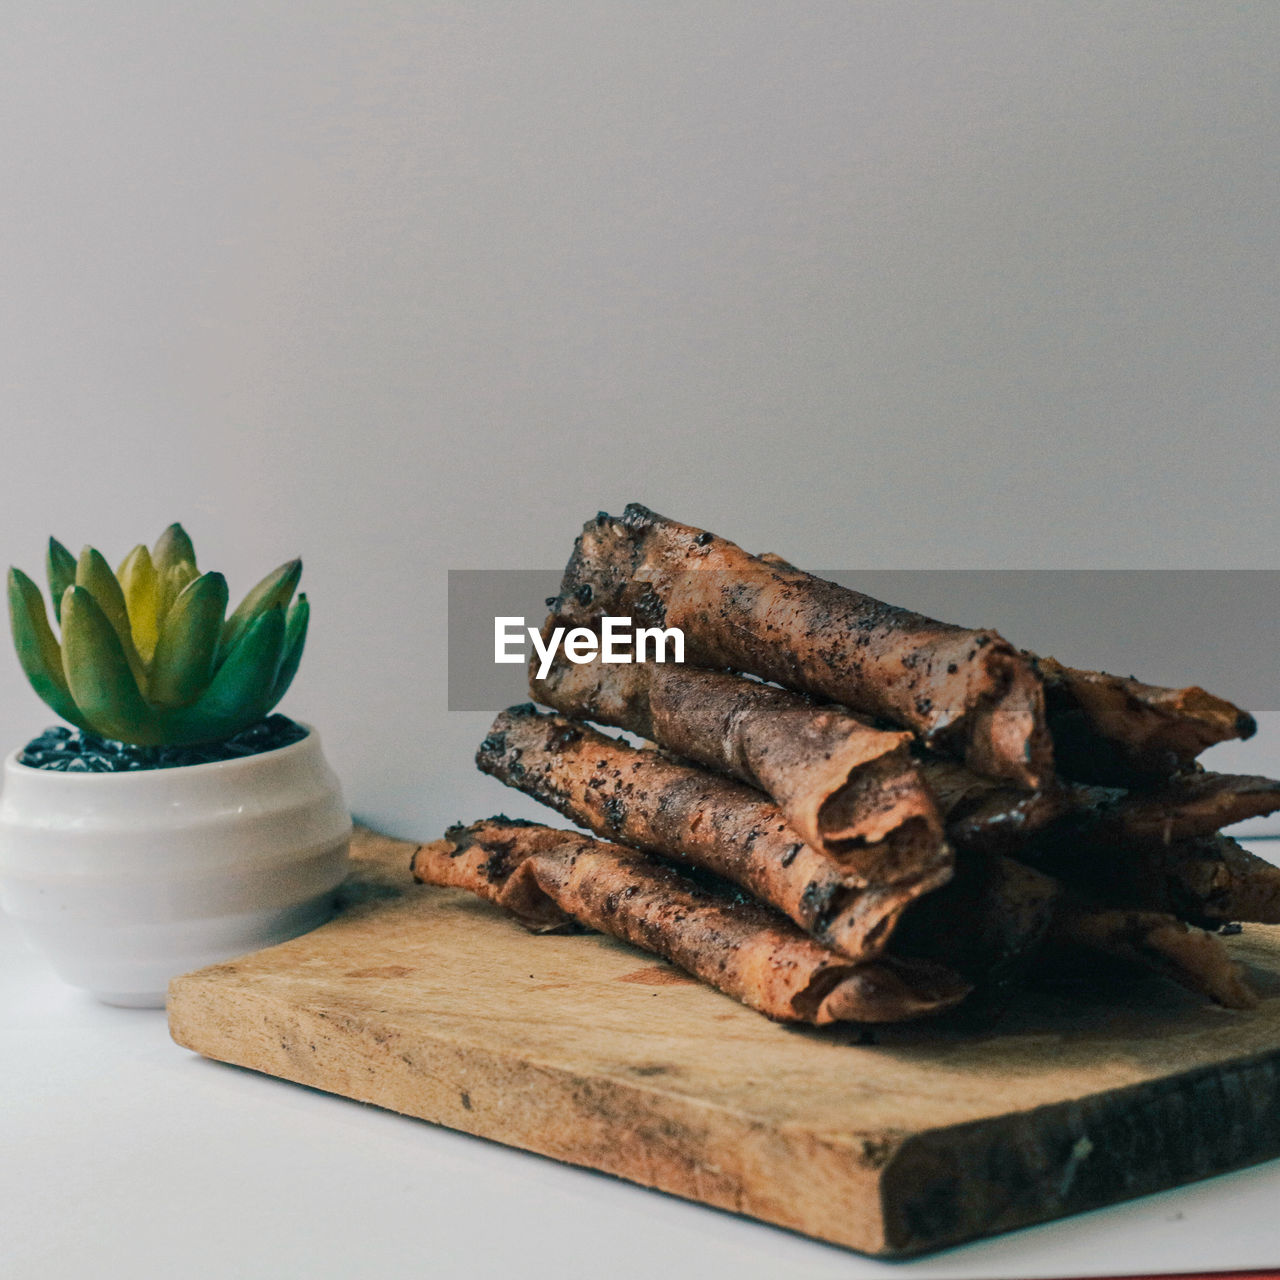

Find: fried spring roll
<box><xmin>476</xmin><ymin>705</ymin><xmax>953</xmax><ymax>960</ymax></box>
<box><xmin>1049</xmin><ymin>901</ymin><xmax>1257</xmax><ymax>1009</ymax></box>
<box><xmin>531</xmin><ymin>644</ymin><xmax>944</xmax><ymax>877</ymax></box>
<box><xmin>925</xmin><ymin>757</ymin><xmax>1280</xmax><ymax>863</ymax></box>
<box><xmin>1032</xmin><ymin>834</ymin><xmax>1280</xmax><ymax>929</ymax></box>
<box><xmin>893</xmin><ymin>852</ymin><xmax>1061</xmax><ymax>986</ymax></box>
<box><xmin>410</xmin><ymin>816</ymin><xmax>578</xmax><ymax>931</ymax></box>
<box><xmin>412</xmin><ymin>819</ymin><xmax>972</xmax><ymax>1025</ymax></box>
<box><xmin>1037</xmin><ymin>656</ymin><xmax>1258</xmax><ymax>785</ymax></box>
<box><xmin>1158</xmin><ymin>837</ymin><xmax>1280</xmax><ymax>926</ymax></box>
<box><xmin>550</xmin><ymin>505</ymin><xmax>1053</xmax><ymax>790</ymax></box>
<box><xmin>1091</xmin><ymin>772</ymin><xmax>1280</xmax><ymax>846</ymax></box>
<box><xmin>915</xmin><ymin>755</ymin><xmax>1072</xmax><ymax>854</ymax></box>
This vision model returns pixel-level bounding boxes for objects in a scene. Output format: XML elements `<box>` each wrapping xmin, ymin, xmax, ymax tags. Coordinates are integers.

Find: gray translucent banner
<box><xmin>448</xmin><ymin>569</ymin><xmax>1278</xmax><ymax>713</ymax></box>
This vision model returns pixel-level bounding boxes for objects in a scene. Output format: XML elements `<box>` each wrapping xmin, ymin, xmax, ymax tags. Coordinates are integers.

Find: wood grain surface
<box><xmin>167</xmin><ymin>827</ymin><xmax>1280</xmax><ymax>1258</ymax></box>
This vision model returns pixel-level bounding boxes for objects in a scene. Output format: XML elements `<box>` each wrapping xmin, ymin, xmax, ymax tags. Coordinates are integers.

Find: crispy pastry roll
<box><xmin>1087</xmin><ymin>772</ymin><xmax>1280</xmax><ymax>847</ymax></box>
<box><xmin>530</xmin><ymin>644</ymin><xmax>944</xmax><ymax>876</ymax></box>
<box><xmin>410</xmin><ymin>817</ymin><xmax>577</xmax><ymax>931</ymax></box>
<box><xmin>412</xmin><ymin>818</ymin><xmax>971</xmax><ymax>1025</ymax></box>
<box><xmin>915</xmin><ymin>755</ymin><xmax>1072</xmax><ymax>854</ymax></box>
<box><xmin>893</xmin><ymin>852</ymin><xmax>1061</xmax><ymax>988</ymax></box>
<box><xmin>1153</xmin><ymin>837</ymin><xmax>1280</xmax><ymax>926</ymax></box>
<box><xmin>1031</xmin><ymin>834</ymin><xmax>1280</xmax><ymax>930</ymax></box>
<box><xmin>549</xmin><ymin>505</ymin><xmax>1053</xmax><ymax>790</ymax></box>
<box><xmin>476</xmin><ymin>704</ymin><xmax>953</xmax><ymax>960</ymax></box>
<box><xmin>1036</xmin><ymin>656</ymin><xmax>1257</xmax><ymax>786</ymax></box>
<box><xmin>1048</xmin><ymin>900</ymin><xmax>1257</xmax><ymax>1009</ymax></box>
<box><xmin>922</xmin><ymin>752</ymin><xmax>1280</xmax><ymax>862</ymax></box>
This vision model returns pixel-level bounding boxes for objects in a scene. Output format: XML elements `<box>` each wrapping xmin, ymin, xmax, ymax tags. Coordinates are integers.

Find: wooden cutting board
<box><xmin>167</xmin><ymin>827</ymin><xmax>1280</xmax><ymax>1258</ymax></box>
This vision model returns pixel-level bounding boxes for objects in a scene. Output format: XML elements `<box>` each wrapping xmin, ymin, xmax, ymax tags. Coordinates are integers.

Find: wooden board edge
<box><xmin>879</xmin><ymin>1049</ymin><xmax>1280</xmax><ymax>1256</ymax></box>
<box><xmin>167</xmin><ymin>971</ymin><xmax>898</xmax><ymax>1256</ymax></box>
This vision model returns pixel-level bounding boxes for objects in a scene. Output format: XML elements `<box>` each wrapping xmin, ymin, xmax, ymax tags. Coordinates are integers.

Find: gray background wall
<box><xmin>1</xmin><ymin>2</ymin><xmax>1276</xmax><ymax>838</ymax></box>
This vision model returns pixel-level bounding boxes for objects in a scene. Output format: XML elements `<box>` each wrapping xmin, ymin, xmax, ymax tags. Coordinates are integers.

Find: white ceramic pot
<box><xmin>0</xmin><ymin>725</ymin><xmax>350</xmax><ymax>1007</ymax></box>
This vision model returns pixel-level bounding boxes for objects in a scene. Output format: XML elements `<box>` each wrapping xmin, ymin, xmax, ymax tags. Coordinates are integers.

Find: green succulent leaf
<box><xmin>152</xmin><ymin>524</ymin><xmax>198</xmax><ymax>621</ymax></box>
<box><xmin>148</xmin><ymin>571</ymin><xmax>230</xmax><ymax>708</ymax></box>
<box><xmin>46</xmin><ymin>538</ymin><xmax>76</xmax><ymax>625</ymax></box>
<box><xmin>270</xmin><ymin>592</ymin><xmax>309</xmax><ymax>705</ymax></box>
<box><xmin>60</xmin><ymin>585</ymin><xmax>158</xmax><ymax>744</ymax></box>
<box><xmin>117</xmin><ymin>544</ymin><xmax>160</xmax><ymax>663</ymax></box>
<box><xmin>8</xmin><ymin>525</ymin><xmax>314</xmax><ymax>749</ymax></box>
<box><xmin>221</xmin><ymin>557</ymin><xmax>301</xmax><ymax>656</ymax></box>
<box><xmin>7</xmin><ymin>569</ymin><xmax>90</xmax><ymax>730</ymax></box>
<box><xmin>156</xmin><ymin>559</ymin><xmax>199</xmax><ymax>625</ymax></box>
<box><xmin>76</xmin><ymin>546</ymin><xmax>145</xmax><ymax>685</ymax></box>
<box><xmin>172</xmin><ymin>606</ymin><xmax>286</xmax><ymax>744</ymax></box>
<box><xmin>152</xmin><ymin>523</ymin><xmax>198</xmax><ymax>577</ymax></box>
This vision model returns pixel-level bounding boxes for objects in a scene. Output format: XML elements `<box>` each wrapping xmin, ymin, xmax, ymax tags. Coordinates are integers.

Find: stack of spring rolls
<box><xmin>414</xmin><ymin>504</ymin><xmax>1280</xmax><ymax>1026</ymax></box>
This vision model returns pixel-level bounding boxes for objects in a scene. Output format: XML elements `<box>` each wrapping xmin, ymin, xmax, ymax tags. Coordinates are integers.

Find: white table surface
<box><xmin>4</xmin><ymin>842</ymin><xmax>1280</xmax><ymax>1280</ymax></box>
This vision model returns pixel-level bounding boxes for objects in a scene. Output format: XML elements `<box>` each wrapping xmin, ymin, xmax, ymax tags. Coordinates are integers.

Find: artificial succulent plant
<box><xmin>7</xmin><ymin>524</ymin><xmax>308</xmax><ymax>746</ymax></box>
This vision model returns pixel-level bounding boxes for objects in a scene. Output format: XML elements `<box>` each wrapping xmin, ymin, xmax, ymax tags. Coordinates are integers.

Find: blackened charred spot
<box><xmin>575</xmin><ymin>583</ymin><xmax>594</xmax><ymax>607</ymax></box>
<box><xmin>695</xmin><ymin>531</ymin><xmax>714</xmax><ymax>546</ymax></box>
<box><xmin>477</xmin><ymin>732</ymin><xmax>506</xmax><ymax>756</ymax></box>
<box><xmin>544</xmin><ymin>596</ymin><xmax>557</xmax><ymax>608</ymax></box>
<box><xmin>800</xmin><ymin>879</ymin><xmax>838</xmax><ymax>929</ymax></box>
<box><xmin>621</xmin><ymin>503</ymin><xmax>657</xmax><ymax>531</ymax></box>
<box><xmin>947</xmin><ymin>663</ymin><xmax>958</xmax><ymax>674</ymax></box>
<box><xmin>549</xmin><ymin>723</ymin><xmax>582</xmax><ymax>749</ymax></box>
<box><xmin>603</xmin><ymin>794</ymin><xmax>628</xmax><ymax>831</ymax></box>
<box><xmin>781</xmin><ymin>843</ymin><xmax>802</xmax><ymax>868</ymax></box>
<box><xmin>479</xmin><ymin>836</ymin><xmax>519</xmax><ymax>880</ymax></box>
<box><xmin>631</xmin><ymin>583</ymin><xmax>667</xmax><ymax>628</ymax></box>
<box><xmin>490</xmin><ymin>813</ymin><xmax>531</xmax><ymax>828</ymax></box>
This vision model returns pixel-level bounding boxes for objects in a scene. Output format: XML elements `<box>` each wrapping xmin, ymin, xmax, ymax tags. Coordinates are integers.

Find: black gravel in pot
<box><xmin>18</xmin><ymin>714</ymin><xmax>309</xmax><ymax>772</ymax></box>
